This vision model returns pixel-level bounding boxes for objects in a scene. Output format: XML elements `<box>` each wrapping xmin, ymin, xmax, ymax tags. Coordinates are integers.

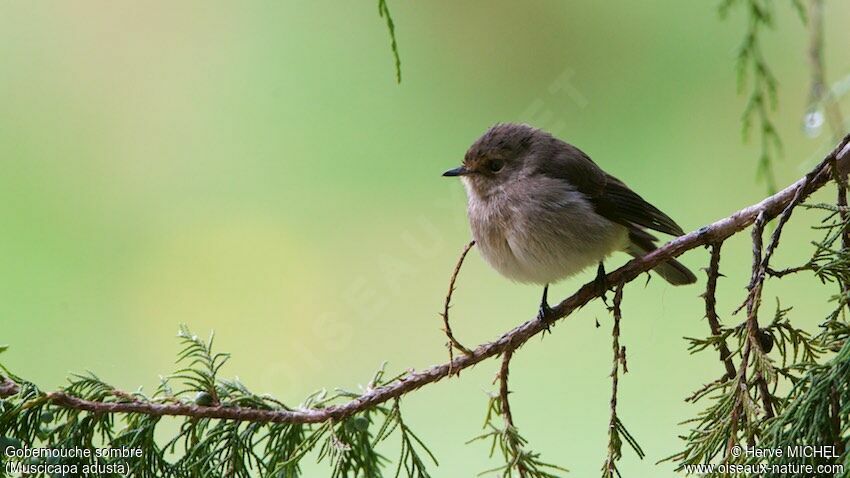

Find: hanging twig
<box><xmin>602</xmin><ymin>284</ymin><xmax>643</xmax><ymax>478</ymax></box>
<box><xmin>746</xmin><ymin>213</ymin><xmax>775</xmax><ymax>419</ymax></box>
<box><xmin>603</xmin><ymin>285</ymin><xmax>625</xmax><ymax>477</ymax></box>
<box><xmin>703</xmin><ymin>242</ymin><xmax>737</xmax><ymax>380</ymax></box>
<box><xmin>498</xmin><ymin>349</ymin><xmax>528</xmax><ymax>478</ymax></box>
<box><xmin>377</xmin><ymin>0</ymin><xmax>402</xmax><ymax>83</ymax></box>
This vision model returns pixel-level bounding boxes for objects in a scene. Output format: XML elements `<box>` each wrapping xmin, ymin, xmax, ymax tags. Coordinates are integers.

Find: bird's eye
<box><xmin>488</xmin><ymin>159</ymin><xmax>504</xmax><ymax>173</ymax></box>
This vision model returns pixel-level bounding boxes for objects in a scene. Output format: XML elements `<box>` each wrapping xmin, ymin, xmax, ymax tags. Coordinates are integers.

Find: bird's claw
<box><xmin>537</xmin><ymin>284</ymin><xmax>554</xmax><ymax>334</ymax></box>
<box><xmin>538</xmin><ymin>304</ymin><xmax>554</xmax><ymax>334</ymax></box>
<box><xmin>596</xmin><ymin>262</ymin><xmax>609</xmax><ymax>305</ymax></box>
<box><xmin>537</xmin><ymin>302</ymin><xmax>553</xmax><ymax>322</ymax></box>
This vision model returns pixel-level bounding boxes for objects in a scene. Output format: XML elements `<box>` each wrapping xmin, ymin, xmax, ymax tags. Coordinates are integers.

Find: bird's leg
<box><xmin>537</xmin><ymin>284</ymin><xmax>553</xmax><ymax>326</ymax></box>
<box><xmin>596</xmin><ymin>261</ymin><xmax>609</xmax><ymax>304</ymax></box>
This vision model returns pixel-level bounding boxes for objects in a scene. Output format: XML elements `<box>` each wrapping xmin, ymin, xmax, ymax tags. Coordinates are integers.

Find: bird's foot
<box><xmin>537</xmin><ymin>284</ymin><xmax>554</xmax><ymax>334</ymax></box>
<box><xmin>596</xmin><ymin>262</ymin><xmax>609</xmax><ymax>305</ymax></box>
<box><xmin>537</xmin><ymin>302</ymin><xmax>554</xmax><ymax>323</ymax></box>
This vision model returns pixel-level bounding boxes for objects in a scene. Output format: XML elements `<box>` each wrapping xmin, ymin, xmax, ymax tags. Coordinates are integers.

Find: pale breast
<box><xmin>466</xmin><ymin>177</ymin><xmax>628</xmax><ymax>285</ymax></box>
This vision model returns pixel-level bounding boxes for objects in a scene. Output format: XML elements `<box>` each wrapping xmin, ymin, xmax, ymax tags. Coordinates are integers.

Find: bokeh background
<box><xmin>2</xmin><ymin>1</ymin><xmax>849</xmax><ymax>475</ymax></box>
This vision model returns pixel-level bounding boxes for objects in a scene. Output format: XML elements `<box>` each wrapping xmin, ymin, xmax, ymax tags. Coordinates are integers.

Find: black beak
<box><xmin>442</xmin><ymin>166</ymin><xmax>471</xmax><ymax>177</ymax></box>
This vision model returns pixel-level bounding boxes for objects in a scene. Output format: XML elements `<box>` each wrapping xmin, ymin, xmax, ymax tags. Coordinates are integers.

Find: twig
<box><xmin>0</xmin><ymin>376</ymin><xmax>20</xmax><ymax>398</ymax></box>
<box><xmin>498</xmin><ymin>349</ymin><xmax>527</xmax><ymax>478</ymax></box>
<box><xmin>704</xmin><ymin>242</ymin><xmax>737</xmax><ymax>380</ymax></box>
<box><xmin>734</xmin><ymin>141</ymin><xmax>834</xmax><ymax>315</ymax></box>
<box><xmin>686</xmin><ymin>377</ymin><xmax>728</xmax><ymax>404</ymax></box>
<box><xmin>726</xmin><ymin>328</ymin><xmax>754</xmax><ymax>454</ymax></box>
<box><xmin>725</xmin><ymin>213</ymin><xmax>770</xmax><ymax>454</ymax></box>
<box><xmin>498</xmin><ymin>350</ymin><xmax>516</xmax><ymax>429</ymax></box>
<box><xmin>441</xmin><ymin>241</ymin><xmax>475</xmax><ymax>366</ymax></box>
<box><xmin>603</xmin><ymin>284</ymin><xmax>626</xmax><ymax>477</ymax></box>
<box><xmin>765</xmin><ymin>264</ymin><xmax>812</xmax><ymax>278</ymax></box>
<box><xmin>727</xmin><ymin>211</ymin><xmax>775</xmax><ymax>453</ymax></box>
<box><xmin>831</xmin><ymin>162</ymin><xmax>850</xmax><ymax>250</ymax></box>
<box><xmin>761</xmin><ymin>166</ymin><xmax>818</xmax><ymax>274</ymax></box>
<box><xmin>747</xmin><ymin>212</ymin><xmax>767</xmax><ymax>320</ymax></box>
<box><xmin>738</xmin><ymin>136</ymin><xmax>834</xmax><ymax>420</ymax></box>
<box><xmin>725</xmin><ymin>0</ymin><xmax>785</xmax><ymax>194</ymax></box>
<box><xmin>830</xmin><ymin>150</ymin><xmax>850</xmax><ymax>316</ymax></box>
<box><xmin>377</xmin><ymin>0</ymin><xmax>402</xmax><ymax>83</ymax></box>
<box><xmin>746</xmin><ymin>213</ymin><xmax>775</xmax><ymax>419</ymax></box>
<box><xmin>24</xmin><ymin>134</ymin><xmax>850</xmax><ymax>425</ymax></box>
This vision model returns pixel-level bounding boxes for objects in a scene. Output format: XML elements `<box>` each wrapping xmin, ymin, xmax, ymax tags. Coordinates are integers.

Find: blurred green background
<box><xmin>2</xmin><ymin>1</ymin><xmax>849</xmax><ymax>475</ymax></box>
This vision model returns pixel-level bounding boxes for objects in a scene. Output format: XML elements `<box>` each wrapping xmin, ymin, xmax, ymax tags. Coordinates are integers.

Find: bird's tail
<box><xmin>626</xmin><ymin>230</ymin><xmax>696</xmax><ymax>286</ymax></box>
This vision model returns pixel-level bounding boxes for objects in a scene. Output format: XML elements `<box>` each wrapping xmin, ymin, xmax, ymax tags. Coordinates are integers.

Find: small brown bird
<box><xmin>443</xmin><ymin>123</ymin><xmax>696</xmax><ymax>318</ymax></box>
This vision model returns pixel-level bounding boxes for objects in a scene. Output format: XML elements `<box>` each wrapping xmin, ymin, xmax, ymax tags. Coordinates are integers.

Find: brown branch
<box><xmin>828</xmin><ymin>152</ymin><xmax>850</xmax><ymax>312</ymax></box>
<box><xmin>497</xmin><ymin>349</ymin><xmax>527</xmax><ymax>478</ymax></box>
<box><xmin>728</xmin><ymin>209</ymin><xmax>778</xmax><ymax>450</ymax></box>
<box><xmin>440</xmin><ymin>240</ymin><xmax>475</xmax><ymax>364</ymax></box>
<box><xmin>686</xmin><ymin>377</ymin><xmax>727</xmax><ymax>404</ymax></box>
<box><xmin>20</xmin><ymin>134</ymin><xmax>850</xmax><ymax>425</ymax></box>
<box><xmin>703</xmin><ymin>242</ymin><xmax>737</xmax><ymax>380</ymax></box>
<box><xmin>498</xmin><ymin>350</ymin><xmax>516</xmax><ymax>429</ymax></box>
<box><xmin>603</xmin><ymin>284</ymin><xmax>626</xmax><ymax>477</ymax></box>
<box><xmin>0</xmin><ymin>376</ymin><xmax>20</xmax><ymax>398</ymax></box>
<box><xmin>765</xmin><ymin>263</ymin><xmax>812</xmax><ymax>278</ymax></box>
<box><xmin>726</xmin><ymin>332</ymin><xmax>754</xmax><ymax>454</ymax></box>
<box><xmin>746</xmin><ymin>213</ymin><xmax>775</xmax><ymax>419</ymax></box>
<box><xmin>734</xmin><ymin>135</ymin><xmax>841</xmax><ymax>315</ymax></box>
<box><xmin>827</xmin><ymin>148</ymin><xmax>850</xmax><ymax>320</ymax></box>
<box><xmin>726</xmin><ymin>213</ymin><xmax>769</xmax><ymax>454</ymax></box>
<box><xmin>746</xmin><ymin>212</ymin><xmax>767</xmax><ymax>319</ymax></box>
<box><xmin>761</xmin><ymin>169</ymin><xmax>815</xmax><ymax>277</ymax></box>
<box><xmin>831</xmin><ymin>164</ymin><xmax>850</xmax><ymax>251</ymax></box>
<box><xmin>740</xmin><ymin>139</ymin><xmax>834</xmax><ymax>419</ymax></box>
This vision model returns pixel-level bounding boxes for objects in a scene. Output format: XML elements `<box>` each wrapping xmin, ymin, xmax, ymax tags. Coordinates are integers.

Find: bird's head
<box><xmin>443</xmin><ymin>123</ymin><xmax>539</xmax><ymax>198</ymax></box>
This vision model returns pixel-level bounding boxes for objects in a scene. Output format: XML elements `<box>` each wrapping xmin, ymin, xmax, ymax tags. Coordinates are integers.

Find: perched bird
<box><xmin>443</xmin><ymin>123</ymin><xmax>696</xmax><ymax>319</ymax></box>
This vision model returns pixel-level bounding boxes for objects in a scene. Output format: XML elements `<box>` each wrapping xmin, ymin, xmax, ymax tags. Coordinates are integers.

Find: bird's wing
<box><xmin>535</xmin><ymin>142</ymin><xmax>608</xmax><ymax>196</ymax></box>
<box><xmin>591</xmin><ymin>174</ymin><xmax>685</xmax><ymax>236</ymax></box>
<box><xmin>538</xmin><ymin>144</ymin><xmax>685</xmax><ymax>237</ymax></box>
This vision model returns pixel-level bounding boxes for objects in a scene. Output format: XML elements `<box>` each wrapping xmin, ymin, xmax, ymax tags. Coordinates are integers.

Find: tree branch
<box><xmin>12</xmin><ymin>134</ymin><xmax>850</xmax><ymax>426</ymax></box>
<box><xmin>497</xmin><ymin>349</ymin><xmax>528</xmax><ymax>478</ymax></box>
<box><xmin>440</xmin><ymin>240</ymin><xmax>476</xmax><ymax>362</ymax></box>
<box><xmin>0</xmin><ymin>376</ymin><xmax>19</xmax><ymax>398</ymax></box>
<box><xmin>498</xmin><ymin>350</ymin><xmax>516</xmax><ymax>430</ymax></box>
<box><xmin>603</xmin><ymin>284</ymin><xmax>625</xmax><ymax>477</ymax></box>
<box><xmin>703</xmin><ymin>242</ymin><xmax>737</xmax><ymax>380</ymax></box>
<box><xmin>745</xmin><ymin>212</ymin><xmax>775</xmax><ymax>419</ymax></box>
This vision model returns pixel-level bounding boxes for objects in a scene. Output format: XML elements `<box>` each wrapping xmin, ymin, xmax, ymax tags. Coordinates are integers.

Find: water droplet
<box><xmin>804</xmin><ymin>109</ymin><xmax>825</xmax><ymax>137</ymax></box>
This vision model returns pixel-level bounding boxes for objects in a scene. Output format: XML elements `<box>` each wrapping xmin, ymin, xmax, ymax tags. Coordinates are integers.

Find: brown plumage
<box><xmin>444</xmin><ymin>123</ymin><xmax>696</xmax><ymax>291</ymax></box>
